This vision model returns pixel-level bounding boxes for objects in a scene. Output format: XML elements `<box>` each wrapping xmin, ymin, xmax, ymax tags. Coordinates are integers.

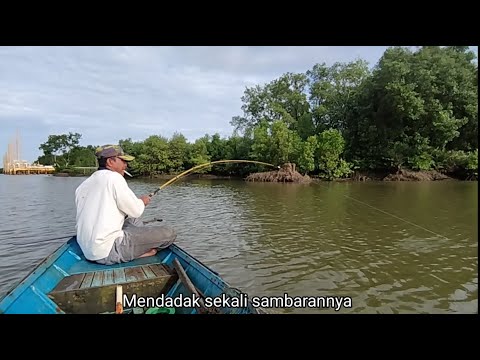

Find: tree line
<box><xmin>36</xmin><ymin>46</ymin><xmax>478</xmax><ymax>180</ymax></box>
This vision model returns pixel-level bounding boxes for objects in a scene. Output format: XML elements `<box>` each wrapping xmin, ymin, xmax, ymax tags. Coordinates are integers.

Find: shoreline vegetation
<box><xmin>32</xmin><ymin>47</ymin><xmax>476</xmax><ymax>182</ymax></box>
<box><xmin>52</xmin><ymin>167</ymin><xmax>461</xmax><ymax>182</ymax></box>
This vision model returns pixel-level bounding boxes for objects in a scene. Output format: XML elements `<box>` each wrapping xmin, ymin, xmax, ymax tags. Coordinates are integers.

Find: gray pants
<box><xmin>95</xmin><ymin>217</ymin><xmax>177</xmax><ymax>265</ymax></box>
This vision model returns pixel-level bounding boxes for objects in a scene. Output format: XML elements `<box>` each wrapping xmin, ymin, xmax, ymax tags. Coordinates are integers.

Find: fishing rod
<box><xmin>148</xmin><ymin>159</ymin><xmax>279</xmax><ymax>197</ymax></box>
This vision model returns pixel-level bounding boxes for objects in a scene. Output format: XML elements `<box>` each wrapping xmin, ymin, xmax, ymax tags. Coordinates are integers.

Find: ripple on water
<box><xmin>0</xmin><ymin>177</ymin><xmax>477</xmax><ymax>313</ymax></box>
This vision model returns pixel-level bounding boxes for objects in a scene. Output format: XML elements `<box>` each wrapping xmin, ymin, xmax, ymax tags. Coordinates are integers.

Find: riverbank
<box><xmin>348</xmin><ymin>169</ymin><xmax>460</xmax><ymax>182</ymax></box>
<box><xmin>52</xmin><ymin>168</ymin><xmax>475</xmax><ymax>181</ymax></box>
<box><xmin>145</xmin><ymin>169</ymin><xmax>467</xmax><ymax>182</ymax></box>
<box><xmin>52</xmin><ymin>172</ymin><xmax>237</xmax><ymax>179</ymax></box>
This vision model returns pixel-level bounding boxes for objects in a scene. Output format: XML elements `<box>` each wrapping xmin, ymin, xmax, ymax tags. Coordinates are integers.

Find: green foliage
<box><xmin>36</xmin><ymin>46</ymin><xmax>477</xmax><ymax>180</ymax></box>
<box><xmin>316</xmin><ymin>129</ymin><xmax>353</xmax><ymax>180</ymax></box>
<box><xmin>307</xmin><ymin>59</ymin><xmax>371</xmax><ymax>133</ymax></box>
<box><xmin>346</xmin><ymin>46</ymin><xmax>477</xmax><ymax>173</ymax></box>
<box><xmin>296</xmin><ymin>135</ymin><xmax>317</xmax><ymax>174</ymax></box>
<box><xmin>269</xmin><ymin>120</ymin><xmax>299</xmax><ymax>165</ymax></box>
<box><xmin>69</xmin><ymin>146</ymin><xmax>97</xmax><ymax>167</ymax></box>
<box><xmin>250</xmin><ymin>120</ymin><xmax>271</xmax><ymax>163</ymax></box>
<box><xmin>432</xmin><ymin>149</ymin><xmax>478</xmax><ymax>178</ymax></box>
<box><xmin>187</xmin><ymin>137</ymin><xmax>211</xmax><ymax>173</ymax></box>
<box><xmin>222</xmin><ymin>133</ymin><xmax>253</xmax><ymax>176</ymax></box>
<box><xmin>205</xmin><ymin>133</ymin><xmax>227</xmax><ymax>162</ymax></box>
<box><xmin>465</xmin><ymin>150</ymin><xmax>478</xmax><ymax>178</ymax></box>
<box><xmin>230</xmin><ymin>72</ymin><xmax>311</xmax><ymax>136</ymax></box>
<box><xmin>168</xmin><ymin>133</ymin><xmax>189</xmax><ymax>173</ymax></box>
<box><xmin>38</xmin><ymin>132</ymin><xmax>81</xmax><ymax>167</ymax></box>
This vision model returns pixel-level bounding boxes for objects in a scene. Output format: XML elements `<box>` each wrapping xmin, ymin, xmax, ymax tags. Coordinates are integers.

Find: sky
<box><xmin>1</xmin><ymin>46</ymin><xmax>477</xmax><ymax>163</ymax></box>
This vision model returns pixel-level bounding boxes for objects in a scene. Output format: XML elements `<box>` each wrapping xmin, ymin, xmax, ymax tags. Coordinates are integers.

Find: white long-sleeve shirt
<box><xmin>75</xmin><ymin>170</ymin><xmax>145</xmax><ymax>260</ymax></box>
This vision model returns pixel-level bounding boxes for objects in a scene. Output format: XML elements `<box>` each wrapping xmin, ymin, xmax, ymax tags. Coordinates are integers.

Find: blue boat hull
<box><xmin>0</xmin><ymin>237</ymin><xmax>263</xmax><ymax>314</ymax></box>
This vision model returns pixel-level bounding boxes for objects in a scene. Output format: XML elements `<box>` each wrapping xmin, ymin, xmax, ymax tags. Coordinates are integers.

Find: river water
<box><xmin>0</xmin><ymin>174</ymin><xmax>477</xmax><ymax>313</ymax></box>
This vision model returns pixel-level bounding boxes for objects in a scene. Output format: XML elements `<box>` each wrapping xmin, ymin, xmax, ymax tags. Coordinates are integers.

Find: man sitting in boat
<box><xmin>74</xmin><ymin>144</ymin><xmax>177</xmax><ymax>265</ymax></box>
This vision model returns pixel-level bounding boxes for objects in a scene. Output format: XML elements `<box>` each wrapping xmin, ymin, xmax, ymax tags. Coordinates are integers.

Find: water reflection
<box><xmin>0</xmin><ymin>175</ymin><xmax>477</xmax><ymax>313</ymax></box>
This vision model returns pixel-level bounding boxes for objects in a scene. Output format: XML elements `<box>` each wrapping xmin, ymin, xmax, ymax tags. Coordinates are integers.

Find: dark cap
<box><xmin>95</xmin><ymin>145</ymin><xmax>135</xmax><ymax>161</ymax></box>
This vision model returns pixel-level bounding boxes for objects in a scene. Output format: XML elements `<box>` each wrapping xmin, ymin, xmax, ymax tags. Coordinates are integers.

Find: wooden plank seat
<box><xmin>47</xmin><ymin>264</ymin><xmax>178</xmax><ymax>314</ymax></box>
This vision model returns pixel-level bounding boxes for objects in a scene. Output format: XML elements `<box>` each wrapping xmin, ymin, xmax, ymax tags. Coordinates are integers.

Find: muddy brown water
<box><xmin>0</xmin><ymin>174</ymin><xmax>477</xmax><ymax>313</ymax></box>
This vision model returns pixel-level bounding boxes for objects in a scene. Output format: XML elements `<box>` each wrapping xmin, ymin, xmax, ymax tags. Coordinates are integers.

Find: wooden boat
<box><xmin>0</xmin><ymin>236</ymin><xmax>264</xmax><ymax>314</ymax></box>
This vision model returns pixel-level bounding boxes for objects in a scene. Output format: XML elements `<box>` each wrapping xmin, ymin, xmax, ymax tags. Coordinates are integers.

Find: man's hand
<box><xmin>139</xmin><ymin>195</ymin><xmax>151</xmax><ymax>206</ymax></box>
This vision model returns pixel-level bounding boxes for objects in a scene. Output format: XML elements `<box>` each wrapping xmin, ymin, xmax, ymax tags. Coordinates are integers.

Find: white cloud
<box><xmin>0</xmin><ymin>46</ymin><xmax>476</xmax><ymax>162</ymax></box>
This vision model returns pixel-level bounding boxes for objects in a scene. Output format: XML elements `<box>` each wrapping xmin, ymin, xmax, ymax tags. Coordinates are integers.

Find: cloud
<box><xmin>0</xmin><ymin>46</ymin><xmax>477</xmax><ymax>162</ymax></box>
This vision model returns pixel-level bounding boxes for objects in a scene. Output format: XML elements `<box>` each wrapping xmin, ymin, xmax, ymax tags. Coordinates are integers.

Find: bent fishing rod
<box><xmin>147</xmin><ymin>159</ymin><xmax>279</xmax><ymax>197</ymax></box>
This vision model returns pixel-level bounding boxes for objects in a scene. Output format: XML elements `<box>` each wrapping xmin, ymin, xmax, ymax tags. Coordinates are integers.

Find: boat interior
<box><xmin>48</xmin><ymin>262</ymin><xmax>179</xmax><ymax>314</ymax></box>
<box><xmin>0</xmin><ymin>237</ymin><xmax>257</xmax><ymax>314</ymax></box>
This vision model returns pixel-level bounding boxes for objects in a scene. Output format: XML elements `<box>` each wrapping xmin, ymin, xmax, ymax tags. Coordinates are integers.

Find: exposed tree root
<box><xmin>245</xmin><ymin>163</ymin><xmax>312</xmax><ymax>183</ymax></box>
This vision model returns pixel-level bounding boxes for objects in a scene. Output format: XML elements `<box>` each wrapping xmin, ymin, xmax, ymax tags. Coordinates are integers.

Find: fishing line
<box><xmin>30</xmin><ymin>161</ymin><xmax>276</xmax><ymax>243</ymax></box>
<box><xmin>148</xmin><ymin>159</ymin><xmax>279</xmax><ymax>197</ymax></box>
<box><xmin>317</xmin><ymin>183</ymin><xmax>451</xmax><ymax>241</ymax></box>
<box><xmin>129</xmin><ymin>159</ymin><xmax>450</xmax><ymax>240</ymax></box>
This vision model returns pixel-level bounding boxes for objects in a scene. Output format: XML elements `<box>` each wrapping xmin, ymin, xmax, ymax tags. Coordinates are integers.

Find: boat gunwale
<box><xmin>0</xmin><ymin>239</ymin><xmax>71</xmax><ymax>311</ymax></box>
<box><xmin>1</xmin><ymin>237</ymin><xmax>264</xmax><ymax>314</ymax></box>
<box><xmin>167</xmin><ymin>244</ymin><xmax>264</xmax><ymax>314</ymax></box>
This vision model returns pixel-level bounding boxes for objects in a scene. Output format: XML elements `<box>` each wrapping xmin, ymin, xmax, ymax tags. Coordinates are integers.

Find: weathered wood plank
<box><xmin>141</xmin><ymin>265</ymin><xmax>157</xmax><ymax>279</ymax></box>
<box><xmin>54</xmin><ymin>264</ymin><xmax>168</xmax><ymax>294</ymax></box>
<box><xmin>103</xmin><ymin>269</ymin><xmax>114</xmax><ymax>286</ymax></box>
<box><xmin>124</xmin><ymin>267</ymin><xmax>146</xmax><ymax>282</ymax></box>
<box><xmin>113</xmin><ymin>268</ymin><xmax>126</xmax><ymax>284</ymax></box>
<box><xmin>149</xmin><ymin>264</ymin><xmax>168</xmax><ymax>277</ymax></box>
<box><xmin>80</xmin><ymin>272</ymin><xmax>94</xmax><ymax>288</ymax></box>
<box><xmin>54</xmin><ymin>274</ymin><xmax>86</xmax><ymax>292</ymax></box>
<box><xmin>91</xmin><ymin>271</ymin><xmax>104</xmax><ymax>287</ymax></box>
<box><xmin>48</xmin><ymin>274</ymin><xmax>178</xmax><ymax>314</ymax></box>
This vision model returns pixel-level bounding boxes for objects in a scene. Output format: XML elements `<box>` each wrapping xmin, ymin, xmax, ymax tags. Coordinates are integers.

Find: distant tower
<box><xmin>2</xmin><ymin>129</ymin><xmax>21</xmax><ymax>174</ymax></box>
<box><xmin>16</xmin><ymin>128</ymin><xmax>21</xmax><ymax>161</ymax></box>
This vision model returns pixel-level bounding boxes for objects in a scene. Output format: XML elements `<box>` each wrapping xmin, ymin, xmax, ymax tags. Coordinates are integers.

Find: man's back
<box><xmin>75</xmin><ymin>170</ymin><xmax>145</xmax><ymax>261</ymax></box>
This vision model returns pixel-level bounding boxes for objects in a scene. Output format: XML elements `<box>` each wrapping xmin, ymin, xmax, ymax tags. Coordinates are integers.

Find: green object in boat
<box><xmin>145</xmin><ymin>307</ymin><xmax>176</xmax><ymax>314</ymax></box>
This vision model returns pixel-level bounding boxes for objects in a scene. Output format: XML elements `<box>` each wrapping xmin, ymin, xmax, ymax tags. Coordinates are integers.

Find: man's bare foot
<box><xmin>138</xmin><ymin>248</ymin><xmax>157</xmax><ymax>258</ymax></box>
